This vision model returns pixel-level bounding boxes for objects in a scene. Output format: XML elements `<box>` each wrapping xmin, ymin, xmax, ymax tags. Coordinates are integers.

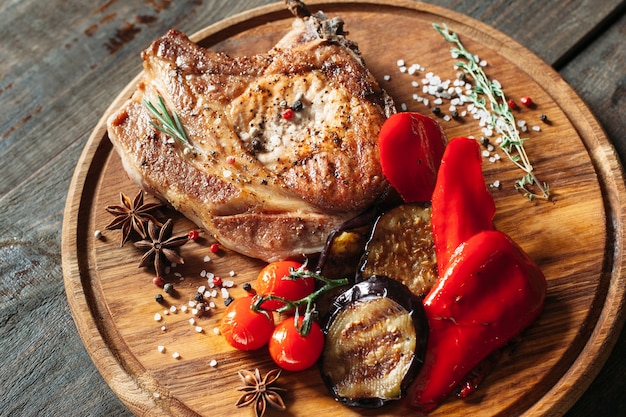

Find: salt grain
<box><xmin>172</xmin><ymin>352</ymin><xmax>180</xmax><ymax>359</ymax></box>
<box><xmin>157</xmin><ymin>345</ymin><xmax>166</xmax><ymax>353</ymax></box>
<box><xmin>161</xmin><ymin>325</ymin><xmax>167</xmax><ymax>331</ymax></box>
<box><xmin>396</xmin><ymin>59</ymin><xmax>405</xmax><ymax>67</ymax></box>
<box><xmin>94</xmin><ymin>230</ymin><xmax>102</xmax><ymax>239</ymax></box>
<box><xmin>170</xmin><ymin>305</ymin><xmax>177</xmax><ymax>313</ymax></box>
<box><xmin>154</xmin><ymin>313</ymin><xmax>162</xmax><ymax>321</ymax></box>
<box><xmin>221</xmin><ymin>288</ymin><xmax>230</xmax><ymax>299</ymax></box>
<box><xmin>189</xmin><ymin>318</ymin><xmax>196</xmax><ymax>326</ymax></box>
<box><xmin>383</xmin><ymin>75</ymin><xmax>391</xmax><ymax>81</ymax></box>
<box><xmin>181</xmin><ymin>305</ymin><xmax>188</xmax><ymax>313</ymax></box>
<box><xmin>213</xmin><ymin>327</ymin><xmax>220</xmax><ymax>335</ymax></box>
<box><xmin>209</xmin><ymin>359</ymin><xmax>218</xmax><ymax>367</ymax></box>
<box><xmin>195</xmin><ymin>326</ymin><xmax>203</xmax><ymax>333</ymax></box>
<box><xmin>532</xmin><ymin>125</ymin><xmax>541</xmax><ymax>131</ymax></box>
<box><xmin>203</xmin><ymin>255</ymin><xmax>211</xmax><ymax>262</ymax></box>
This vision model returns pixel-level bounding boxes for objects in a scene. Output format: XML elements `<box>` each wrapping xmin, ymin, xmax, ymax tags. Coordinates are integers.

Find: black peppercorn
<box><xmin>242</xmin><ymin>282</ymin><xmax>253</xmax><ymax>292</ymax></box>
<box><xmin>432</xmin><ymin>106</ymin><xmax>441</xmax><ymax>116</ymax></box>
<box><xmin>224</xmin><ymin>296</ymin><xmax>234</xmax><ymax>307</ymax></box>
<box><xmin>480</xmin><ymin>137</ymin><xmax>490</xmax><ymax>146</ymax></box>
<box><xmin>163</xmin><ymin>283</ymin><xmax>174</xmax><ymax>294</ymax></box>
<box><xmin>540</xmin><ymin>114</ymin><xmax>548</xmax><ymax>123</ymax></box>
<box><xmin>291</xmin><ymin>100</ymin><xmax>303</xmax><ymax>112</ymax></box>
<box><xmin>155</xmin><ymin>294</ymin><xmax>164</xmax><ymax>304</ymax></box>
<box><xmin>194</xmin><ymin>292</ymin><xmax>204</xmax><ymax>302</ymax></box>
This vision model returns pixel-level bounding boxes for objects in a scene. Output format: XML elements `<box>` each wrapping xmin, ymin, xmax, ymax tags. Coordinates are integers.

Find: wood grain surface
<box><xmin>3</xmin><ymin>1</ymin><xmax>626</xmax><ymax>416</ymax></box>
<box><xmin>61</xmin><ymin>1</ymin><xmax>626</xmax><ymax>416</ymax></box>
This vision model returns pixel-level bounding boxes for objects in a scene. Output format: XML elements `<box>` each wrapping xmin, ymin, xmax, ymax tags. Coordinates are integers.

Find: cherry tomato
<box><xmin>220</xmin><ymin>295</ymin><xmax>275</xmax><ymax>351</ymax></box>
<box><xmin>269</xmin><ymin>316</ymin><xmax>325</xmax><ymax>372</ymax></box>
<box><xmin>256</xmin><ymin>261</ymin><xmax>315</xmax><ymax>311</ymax></box>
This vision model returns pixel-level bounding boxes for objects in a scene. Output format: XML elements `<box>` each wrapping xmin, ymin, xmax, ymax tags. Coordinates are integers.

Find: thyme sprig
<box><xmin>251</xmin><ymin>262</ymin><xmax>349</xmax><ymax>337</ymax></box>
<box><xmin>433</xmin><ymin>23</ymin><xmax>550</xmax><ymax>201</ymax></box>
<box><xmin>143</xmin><ymin>95</ymin><xmax>193</xmax><ymax>152</ymax></box>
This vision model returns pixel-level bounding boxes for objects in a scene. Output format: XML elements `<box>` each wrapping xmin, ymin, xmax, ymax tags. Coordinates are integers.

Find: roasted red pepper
<box><xmin>378</xmin><ymin>112</ymin><xmax>447</xmax><ymax>203</ymax></box>
<box><xmin>431</xmin><ymin>137</ymin><xmax>496</xmax><ymax>274</ymax></box>
<box><xmin>407</xmin><ymin>230</ymin><xmax>546</xmax><ymax>412</ymax></box>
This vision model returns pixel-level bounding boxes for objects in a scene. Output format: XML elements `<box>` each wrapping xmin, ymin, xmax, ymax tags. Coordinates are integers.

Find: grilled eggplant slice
<box><xmin>320</xmin><ymin>275</ymin><xmax>428</xmax><ymax>408</ymax></box>
<box><xmin>360</xmin><ymin>204</ymin><xmax>438</xmax><ymax>297</ymax></box>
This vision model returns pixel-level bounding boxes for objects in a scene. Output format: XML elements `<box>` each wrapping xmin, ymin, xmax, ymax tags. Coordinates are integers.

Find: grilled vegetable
<box><xmin>360</xmin><ymin>204</ymin><xmax>438</xmax><ymax>297</ymax></box>
<box><xmin>320</xmin><ymin>275</ymin><xmax>428</xmax><ymax>408</ymax></box>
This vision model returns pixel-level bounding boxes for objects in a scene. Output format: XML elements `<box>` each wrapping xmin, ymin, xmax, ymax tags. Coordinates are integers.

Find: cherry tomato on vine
<box><xmin>256</xmin><ymin>261</ymin><xmax>315</xmax><ymax>311</ymax></box>
<box><xmin>220</xmin><ymin>295</ymin><xmax>275</xmax><ymax>351</ymax></box>
<box><xmin>269</xmin><ymin>316</ymin><xmax>325</xmax><ymax>372</ymax></box>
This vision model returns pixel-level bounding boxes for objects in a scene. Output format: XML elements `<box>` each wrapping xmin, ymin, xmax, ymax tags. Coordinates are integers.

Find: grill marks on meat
<box><xmin>107</xmin><ymin>8</ymin><xmax>394</xmax><ymax>262</ymax></box>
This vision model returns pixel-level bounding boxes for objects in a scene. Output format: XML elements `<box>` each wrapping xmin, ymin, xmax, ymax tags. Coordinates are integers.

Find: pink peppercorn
<box><xmin>507</xmin><ymin>99</ymin><xmax>518</xmax><ymax>110</ymax></box>
<box><xmin>188</xmin><ymin>230</ymin><xmax>199</xmax><ymax>240</ymax></box>
<box><xmin>520</xmin><ymin>96</ymin><xmax>533</xmax><ymax>107</ymax></box>
<box><xmin>282</xmin><ymin>108</ymin><xmax>294</xmax><ymax>120</ymax></box>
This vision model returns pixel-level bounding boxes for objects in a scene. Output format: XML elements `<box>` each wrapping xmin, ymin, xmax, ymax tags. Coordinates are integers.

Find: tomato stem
<box><xmin>251</xmin><ymin>263</ymin><xmax>349</xmax><ymax>337</ymax></box>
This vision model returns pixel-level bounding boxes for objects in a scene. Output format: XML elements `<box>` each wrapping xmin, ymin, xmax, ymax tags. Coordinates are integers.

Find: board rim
<box><xmin>62</xmin><ymin>1</ymin><xmax>626</xmax><ymax>416</ymax></box>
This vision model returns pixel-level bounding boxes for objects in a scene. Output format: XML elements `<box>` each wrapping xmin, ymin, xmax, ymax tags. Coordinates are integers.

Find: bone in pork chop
<box><xmin>106</xmin><ymin>1</ymin><xmax>395</xmax><ymax>262</ymax></box>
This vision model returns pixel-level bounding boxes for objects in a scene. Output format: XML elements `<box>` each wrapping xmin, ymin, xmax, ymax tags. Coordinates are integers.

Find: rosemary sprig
<box><xmin>251</xmin><ymin>262</ymin><xmax>349</xmax><ymax>337</ymax></box>
<box><xmin>143</xmin><ymin>95</ymin><xmax>193</xmax><ymax>151</ymax></box>
<box><xmin>433</xmin><ymin>23</ymin><xmax>550</xmax><ymax>201</ymax></box>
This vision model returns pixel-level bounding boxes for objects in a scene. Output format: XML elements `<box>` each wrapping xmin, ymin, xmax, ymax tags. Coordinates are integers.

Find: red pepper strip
<box><xmin>431</xmin><ymin>137</ymin><xmax>496</xmax><ymax>274</ymax></box>
<box><xmin>378</xmin><ymin>112</ymin><xmax>447</xmax><ymax>203</ymax></box>
<box><xmin>407</xmin><ymin>230</ymin><xmax>547</xmax><ymax>412</ymax></box>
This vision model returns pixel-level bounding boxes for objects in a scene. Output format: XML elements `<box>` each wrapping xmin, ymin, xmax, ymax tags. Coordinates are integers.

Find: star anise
<box><xmin>236</xmin><ymin>369</ymin><xmax>286</xmax><ymax>417</ymax></box>
<box><xmin>105</xmin><ymin>191</ymin><xmax>162</xmax><ymax>246</ymax></box>
<box><xmin>134</xmin><ymin>219</ymin><xmax>189</xmax><ymax>277</ymax></box>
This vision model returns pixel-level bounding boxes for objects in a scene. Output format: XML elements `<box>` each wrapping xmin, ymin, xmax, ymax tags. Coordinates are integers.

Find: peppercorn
<box><xmin>540</xmin><ymin>114</ymin><xmax>549</xmax><ymax>123</ymax></box>
<box><xmin>155</xmin><ymin>294</ymin><xmax>165</xmax><ymax>304</ymax></box>
<box><xmin>242</xmin><ymin>282</ymin><xmax>253</xmax><ymax>293</ymax></box>
<box><xmin>163</xmin><ymin>283</ymin><xmax>174</xmax><ymax>294</ymax></box>
<box><xmin>451</xmin><ymin>110</ymin><xmax>459</xmax><ymax>119</ymax></box>
<box><xmin>194</xmin><ymin>292</ymin><xmax>204</xmax><ymax>302</ymax></box>
<box><xmin>480</xmin><ymin>137</ymin><xmax>490</xmax><ymax>147</ymax></box>
<box><xmin>432</xmin><ymin>106</ymin><xmax>442</xmax><ymax>116</ymax></box>
<box><xmin>282</xmin><ymin>108</ymin><xmax>294</xmax><ymax>120</ymax></box>
<box><xmin>188</xmin><ymin>230</ymin><xmax>199</xmax><ymax>241</ymax></box>
<box><xmin>291</xmin><ymin>100</ymin><xmax>303</xmax><ymax>112</ymax></box>
<box><xmin>224</xmin><ymin>296</ymin><xmax>234</xmax><ymax>307</ymax></box>
<box><xmin>153</xmin><ymin>276</ymin><xmax>165</xmax><ymax>287</ymax></box>
<box><xmin>210</xmin><ymin>243</ymin><xmax>220</xmax><ymax>254</ymax></box>
<box><xmin>507</xmin><ymin>99</ymin><xmax>518</xmax><ymax>110</ymax></box>
<box><xmin>520</xmin><ymin>96</ymin><xmax>533</xmax><ymax>107</ymax></box>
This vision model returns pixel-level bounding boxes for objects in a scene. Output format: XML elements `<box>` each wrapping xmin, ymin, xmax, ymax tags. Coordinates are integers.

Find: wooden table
<box><xmin>1</xmin><ymin>0</ymin><xmax>625</xmax><ymax>415</ymax></box>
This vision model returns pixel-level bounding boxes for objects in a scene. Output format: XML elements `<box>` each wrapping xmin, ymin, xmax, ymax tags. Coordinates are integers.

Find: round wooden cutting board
<box><xmin>62</xmin><ymin>1</ymin><xmax>626</xmax><ymax>416</ymax></box>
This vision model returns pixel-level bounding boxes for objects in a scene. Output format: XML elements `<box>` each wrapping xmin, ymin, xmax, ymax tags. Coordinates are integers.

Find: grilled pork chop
<box><xmin>107</xmin><ymin>1</ymin><xmax>395</xmax><ymax>262</ymax></box>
